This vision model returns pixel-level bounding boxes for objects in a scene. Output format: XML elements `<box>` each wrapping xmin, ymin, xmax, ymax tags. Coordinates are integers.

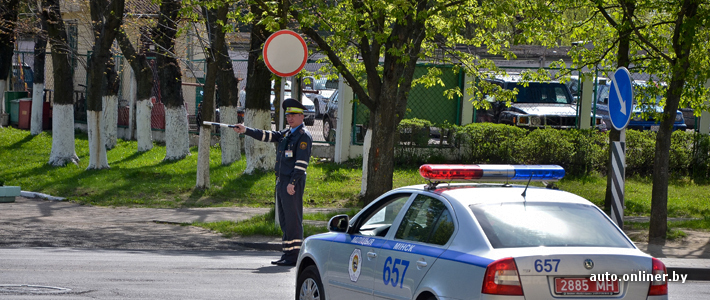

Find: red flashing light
<box><xmin>482</xmin><ymin>257</ymin><xmax>523</xmax><ymax>296</ymax></box>
<box><xmin>419</xmin><ymin>164</ymin><xmax>483</xmax><ymax>181</ymax></box>
<box><xmin>648</xmin><ymin>258</ymin><xmax>668</xmax><ymax>296</ymax></box>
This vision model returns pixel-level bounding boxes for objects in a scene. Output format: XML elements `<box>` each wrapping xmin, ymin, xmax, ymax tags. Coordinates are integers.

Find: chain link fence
<box><xmin>352</xmin><ymin>64</ymin><xmax>465</xmax><ymax>146</ymax></box>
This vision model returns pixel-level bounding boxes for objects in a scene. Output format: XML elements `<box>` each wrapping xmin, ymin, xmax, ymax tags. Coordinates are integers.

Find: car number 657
<box><xmin>535</xmin><ymin>259</ymin><xmax>560</xmax><ymax>272</ymax></box>
<box><xmin>383</xmin><ymin>257</ymin><xmax>410</xmax><ymax>288</ymax></box>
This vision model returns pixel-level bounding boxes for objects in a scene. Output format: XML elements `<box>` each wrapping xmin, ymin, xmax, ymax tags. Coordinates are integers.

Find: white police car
<box><xmin>295</xmin><ymin>165</ymin><xmax>667</xmax><ymax>300</ymax></box>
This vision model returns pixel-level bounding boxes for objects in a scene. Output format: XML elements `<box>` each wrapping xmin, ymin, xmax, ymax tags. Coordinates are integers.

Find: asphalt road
<box><xmin>2</xmin><ymin>248</ymin><xmax>709</xmax><ymax>299</ymax></box>
<box><xmin>0</xmin><ymin>248</ymin><xmax>296</xmax><ymax>300</ymax></box>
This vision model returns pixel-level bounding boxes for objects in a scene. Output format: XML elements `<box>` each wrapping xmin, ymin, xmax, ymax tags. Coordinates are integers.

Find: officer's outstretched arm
<box><xmin>242</xmin><ymin>127</ymin><xmax>283</xmax><ymax>143</ymax></box>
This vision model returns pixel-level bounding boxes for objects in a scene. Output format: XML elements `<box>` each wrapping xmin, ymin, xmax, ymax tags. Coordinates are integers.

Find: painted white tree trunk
<box><xmin>196</xmin><ymin>125</ymin><xmax>211</xmax><ymax>188</ymax></box>
<box><xmin>127</xmin><ymin>70</ymin><xmax>136</xmax><ymax>141</ymax></box>
<box><xmin>164</xmin><ymin>105</ymin><xmax>190</xmax><ymax>160</ymax></box>
<box><xmin>48</xmin><ymin>104</ymin><xmax>79</xmax><ymax>166</ymax></box>
<box><xmin>0</xmin><ymin>80</ymin><xmax>6</xmax><ymax>115</ymax></box>
<box><xmin>219</xmin><ymin>105</ymin><xmax>241</xmax><ymax>165</ymax></box>
<box><xmin>136</xmin><ymin>98</ymin><xmax>153</xmax><ymax>152</ymax></box>
<box><xmin>360</xmin><ymin>128</ymin><xmax>372</xmax><ymax>197</ymax></box>
<box><xmin>244</xmin><ymin>109</ymin><xmax>275</xmax><ymax>174</ymax></box>
<box><xmin>87</xmin><ymin>110</ymin><xmax>109</xmax><ymax>169</ymax></box>
<box><xmin>30</xmin><ymin>82</ymin><xmax>45</xmax><ymax>135</ymax></box>
<box><xmin>102</xmin><ymin>95</ymin><xmax>118</xmax><ymax>149</ymax></box>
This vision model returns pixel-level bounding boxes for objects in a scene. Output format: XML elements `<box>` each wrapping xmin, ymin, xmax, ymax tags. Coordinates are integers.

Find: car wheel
<box><xmin>322</xmin><ymin>117</ymin><xmax>331</xmax><ymax>141</ymax></box>
<box><xmin>297</xmin><ymin>265</ymin><xmax>324</xmax><ymax>300</ymax></box>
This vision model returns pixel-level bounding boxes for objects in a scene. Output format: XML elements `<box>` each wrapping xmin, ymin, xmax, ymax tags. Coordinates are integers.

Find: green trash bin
<box><xmin>5</xmin><ymin>91</ymin><xmax>29</xmax><ymax>116</ymax></box>
<box><xmin>9</xmin><ymin>100</ymin><xmax>20</xmax><ymax>125</ymax></box>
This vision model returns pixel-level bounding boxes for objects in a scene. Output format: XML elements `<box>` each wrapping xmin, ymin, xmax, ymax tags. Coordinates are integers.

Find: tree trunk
<box><xmin>0</xmin><ymin>80</ymin><xmax>6</xmax><ymax>118</ymax></box>
<box><xmin>196</xmin><ymin>5</ymin><xmax>220</xmax><ymax>189</ymax></box>
<box><xmin>648</xmin><ymin>0</ymin><xmax>699</xmax><ymax>244</ymax></box>
<box><xmin>86</xmin><ymin>0</ymin><xmax>124</xmax><ymax>169</ymax></box>
<box><xmin>243</xmin><ymin>4</ymin><xmax>275</xmax><ymax>174</ymax></box>
<box><xmin>360</xmin><ymin>98</ymin><xmax>398</xmax><ymax>202</ymax></box>
<box><xmin>205</xmin><ymin>5</ymin><xmax>241</xmax><ymax>165</ymax></box>
<box><xmin>156</xmin><ymin>0</ymin><xmax>189</xmax><ymax>161</ymax></box>
<box><xmin>0</xmin><ymin>0</ymin><xmax>19</xmax><ymax>117</ymax></box>
<box><xmin>87</xmin><ymin>110</ymin><xmax>108</xmax><ymax>168</ymax></box>
<box><xmin>116</xmin><ymin>28</ymin><xmax>154</xmax><ymax>152</ymax></box>
<box><xmin>44</xmin><ymin>0</ymin><xmax>78</xmax><ymax>166</ymax></box>
<box><xmin>102</xmin><ymin>57</ymin><xmax>119</xmax><ymax>149</ymax></box>
<box><xmin>31</xmin><ymin>13</ymin><xmax>48</xmax><ymax>135</ymax></box>
<box><xmin>136</xmin><ymin>97</ymin><xmax>153</xmax><ymax>151</ymax></box>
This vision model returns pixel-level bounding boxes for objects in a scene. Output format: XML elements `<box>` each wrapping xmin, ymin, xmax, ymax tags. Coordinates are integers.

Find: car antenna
<box><xmin>521</xmin><ymin>172</ymin><xmax>534</xmax><ymax>199</ymax></box>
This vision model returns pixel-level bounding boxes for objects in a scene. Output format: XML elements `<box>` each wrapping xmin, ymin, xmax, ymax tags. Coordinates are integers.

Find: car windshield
<box><xmin>511</xmin><ymin>82</ymin><xmax>572</xmax><ymax>104</ymax></box>
<box><xmin>470</xmin><ymin>202</ymin><xmax>633</xmax><ymax>248</ymax></box>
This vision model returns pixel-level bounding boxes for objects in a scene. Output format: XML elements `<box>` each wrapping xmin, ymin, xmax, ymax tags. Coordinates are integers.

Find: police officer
<box><xmin>233</xmin><ymin>98</ymin><xmax>312</xmax><ymax>266</ymax></box>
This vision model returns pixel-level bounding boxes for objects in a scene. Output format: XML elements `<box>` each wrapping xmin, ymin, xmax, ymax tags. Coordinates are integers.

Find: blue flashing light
<box><xmin>511</xmin><ymin>165</ymin><xmax>565</xmax><ymax>181</ymax></box>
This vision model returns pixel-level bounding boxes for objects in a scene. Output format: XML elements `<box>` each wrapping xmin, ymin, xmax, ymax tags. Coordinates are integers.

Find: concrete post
<box><xmin>460</xmin><ymin>74</ymin><xmax>474</xmax><ymax>125</ymax></box>
<box><xmin>579</xmin><ymin>73</ymin><xmax>593</xmax><ymax>129</ymax></box>
<box><xmin>334</xmin><ymin>76</ymin><xmax>354</xmax><ymax>163</ymax></box>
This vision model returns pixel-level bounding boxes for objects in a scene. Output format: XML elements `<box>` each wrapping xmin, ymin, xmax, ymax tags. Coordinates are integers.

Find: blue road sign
<box><xmin>608</xmin><ymin>67</ymin><xmax>634</xmax><ymax>130</ymax></box>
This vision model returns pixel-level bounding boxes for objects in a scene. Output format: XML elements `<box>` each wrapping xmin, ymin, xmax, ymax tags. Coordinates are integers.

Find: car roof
<box><xmin>393</xmin><ymin>183</ymin><xmax>593</xmax><ymax>206</ymax></box>
<box><xmin>488</xmin><ymin>74</ymin><xmax>563</xmax><ymax>84</ymax></box>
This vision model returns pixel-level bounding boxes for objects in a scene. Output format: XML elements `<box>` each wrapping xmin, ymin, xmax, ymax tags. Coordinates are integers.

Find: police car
<box><xmin>295</xmin><ymin>165</ymin><xmax>667</xmax><ymax>300</ymax></box>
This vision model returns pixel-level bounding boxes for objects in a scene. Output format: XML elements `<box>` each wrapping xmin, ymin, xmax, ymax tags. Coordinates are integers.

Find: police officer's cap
<box><xmin>282</xmin><ymin>98</ymin><xmax>306</xmax><ymax>114</ymax></box>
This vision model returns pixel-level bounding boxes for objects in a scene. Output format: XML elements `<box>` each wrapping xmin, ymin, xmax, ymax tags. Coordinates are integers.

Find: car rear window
<box><xmin>470</xmin><ymin>202</ymin><xmax>633</xmax><ymax>248</ymax></box>
<box><xmin>511</xmin><ymin>83</ymin><xmax>571</xmax><ymax>104</ymax></box>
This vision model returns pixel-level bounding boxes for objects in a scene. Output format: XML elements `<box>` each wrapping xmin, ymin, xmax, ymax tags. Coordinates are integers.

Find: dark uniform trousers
<box><xmin>244</xmin><ymin>125</ymin><xmax>312</xmax><ymax>261</ymax></box>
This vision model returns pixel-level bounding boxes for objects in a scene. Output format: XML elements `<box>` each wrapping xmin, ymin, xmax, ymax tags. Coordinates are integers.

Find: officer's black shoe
<box><xmin>276</xmin><ymin>260</ymin><xmax>297</xmax><ymax>267</ymax></box>
<box><xmin>271</xmin><ymin>259</ymin><xmax>286</xmax><ymax>265</ymax></box>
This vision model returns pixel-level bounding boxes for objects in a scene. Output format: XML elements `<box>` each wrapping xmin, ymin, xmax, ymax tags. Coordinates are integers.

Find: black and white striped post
<box><xmin>607</xmin><ymin>67</ymin><xmax>633</xmax><ymax>228</ymax></box>
<box><xmin>610</xmin><ymin>141</ymin><xmax>626</xmax><ymax>227</ymax></box>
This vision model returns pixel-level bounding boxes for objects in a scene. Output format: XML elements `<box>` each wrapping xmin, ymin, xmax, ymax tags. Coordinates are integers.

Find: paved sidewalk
<box><xmin>1</xmin><ymin>196</ymin><xmax>708</xmax><ymax>280</ymax></box>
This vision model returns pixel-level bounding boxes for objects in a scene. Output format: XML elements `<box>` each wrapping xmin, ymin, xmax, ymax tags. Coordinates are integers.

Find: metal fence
<box><xmin>352</xmin><ymin>64</ymin><xmax>465</xmax><ymax>146</ymax></box>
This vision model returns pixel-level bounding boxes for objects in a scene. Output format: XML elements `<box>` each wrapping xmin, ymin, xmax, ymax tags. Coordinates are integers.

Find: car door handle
<box><xmin>367</xmin><ymin>251</ymin><xmax>377</xmax><ymax>259</ymax></box>
<box><xmin>417</xmin><ymin>260</ymin><xmax>427</xmax><ymax>268</ymax></box>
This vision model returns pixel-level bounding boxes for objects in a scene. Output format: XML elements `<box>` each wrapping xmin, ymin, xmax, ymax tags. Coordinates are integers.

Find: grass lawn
<box><xmin>2</xmin><ymin>127</ymin><xmax>709</xmax><ymax>222</ymax></box>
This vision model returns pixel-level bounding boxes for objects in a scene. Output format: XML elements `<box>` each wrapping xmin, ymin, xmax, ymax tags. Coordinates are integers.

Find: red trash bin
<box><xmin>43</xmin><ymin>101</ymin><xmax>52</xmax><ymax>130</ymax></box>
<box><xmin>18</xmin><ymin>99</ymin><xmax>32</xmax><ymax>129</ymax></box>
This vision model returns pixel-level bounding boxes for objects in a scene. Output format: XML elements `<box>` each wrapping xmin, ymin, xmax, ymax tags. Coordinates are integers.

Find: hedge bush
<box><xmin>437</xmin><ymin>124</ymin><xmax>704</xmax><ymax>177</ymax></box>
<box><xmin>454</xmin><ymin>123</ymin><xmax>527</xmax><ymax>164</ymax></box>
<box><xmin>625</xmin><ymin>130</ymin><xmax>657</xmax><ymax>176</ymax></box>
<box><xmin>516</xmin><ymin>128</ymin><xmax>575</xmax><ymax>168</ymax></box>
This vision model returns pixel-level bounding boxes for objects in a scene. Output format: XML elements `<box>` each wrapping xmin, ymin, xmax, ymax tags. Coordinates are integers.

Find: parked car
<box><xmin>303</xmin><ymin>76</ymin><xmax>337</xmax><ymax>118</ymax></box>
<box><xmin>594</xmin><ymin>80</ymin><xmax>686</xmax><ymax>131</ymax></box>
<box><xmin>321</xmin><ymin>89</ymin><xmax>339</xmax><ymax>141</ymax></box>
<box><xmin>270</xmin><ymin>80</ymin><xmax>316</xmax><ymax>126</ymax></box>
<box><xmin>476</xmin><ymin>75</ymin><xmax>604</xmax><ymax>130</ymax></box>
<box><xmin>296</xmin><ymin>164</ymin><xmax>668</xmax><ymax>300</ymax></box>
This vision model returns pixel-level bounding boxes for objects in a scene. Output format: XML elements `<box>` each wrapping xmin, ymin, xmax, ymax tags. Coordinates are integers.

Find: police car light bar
<box><xmin>419</xmin><ymin>164</ymin><xmax>565</xmax><ymax>182</ymax></box>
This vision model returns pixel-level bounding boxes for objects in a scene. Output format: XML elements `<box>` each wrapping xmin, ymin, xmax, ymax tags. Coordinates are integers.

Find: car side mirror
<box><xmin>328</xmin><ymin>214</ymin><xmax>349</xmax><ymax>232</ymax></box>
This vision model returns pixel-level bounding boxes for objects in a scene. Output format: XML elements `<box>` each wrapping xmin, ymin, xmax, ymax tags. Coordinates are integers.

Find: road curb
<box><xmin>233</xmin><ymin>241</ymin><xmax>282</xmax><ymax>251</ymax></box>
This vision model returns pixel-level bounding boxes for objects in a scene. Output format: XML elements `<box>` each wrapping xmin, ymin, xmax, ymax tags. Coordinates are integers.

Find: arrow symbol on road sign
<box><xmin>610</xmin><ymin>72</ymin><xmax>627</xmax><ymax>115</ymax></box>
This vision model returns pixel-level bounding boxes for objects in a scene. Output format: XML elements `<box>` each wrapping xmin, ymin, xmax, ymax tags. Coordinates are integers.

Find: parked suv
<box><xmin>476</xmin><ymin>75</ymin><xmax>604</xmax><ymax>130</ymax></box>
<box><xmin>594</xmin><ymin>80</ymin><xmax>686</xmax><ymax>131</ymax></box>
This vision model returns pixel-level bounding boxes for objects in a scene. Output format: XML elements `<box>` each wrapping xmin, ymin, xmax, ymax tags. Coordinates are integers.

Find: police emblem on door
<box><xmin>349</xmin><ymin>248</ymin><xmax>362</xmax><ymax>282</ymax></box>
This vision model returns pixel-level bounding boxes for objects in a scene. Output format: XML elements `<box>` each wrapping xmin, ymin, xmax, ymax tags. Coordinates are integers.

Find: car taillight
<box><xmin>482</xmin><ymin>257</ymin><xmax>523</xmax><ymax>296</ymax></box>
<box><xmin>648</xmin><ymin>258</ymin><xmax>668</xmax><ymax>296</ymax></box>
